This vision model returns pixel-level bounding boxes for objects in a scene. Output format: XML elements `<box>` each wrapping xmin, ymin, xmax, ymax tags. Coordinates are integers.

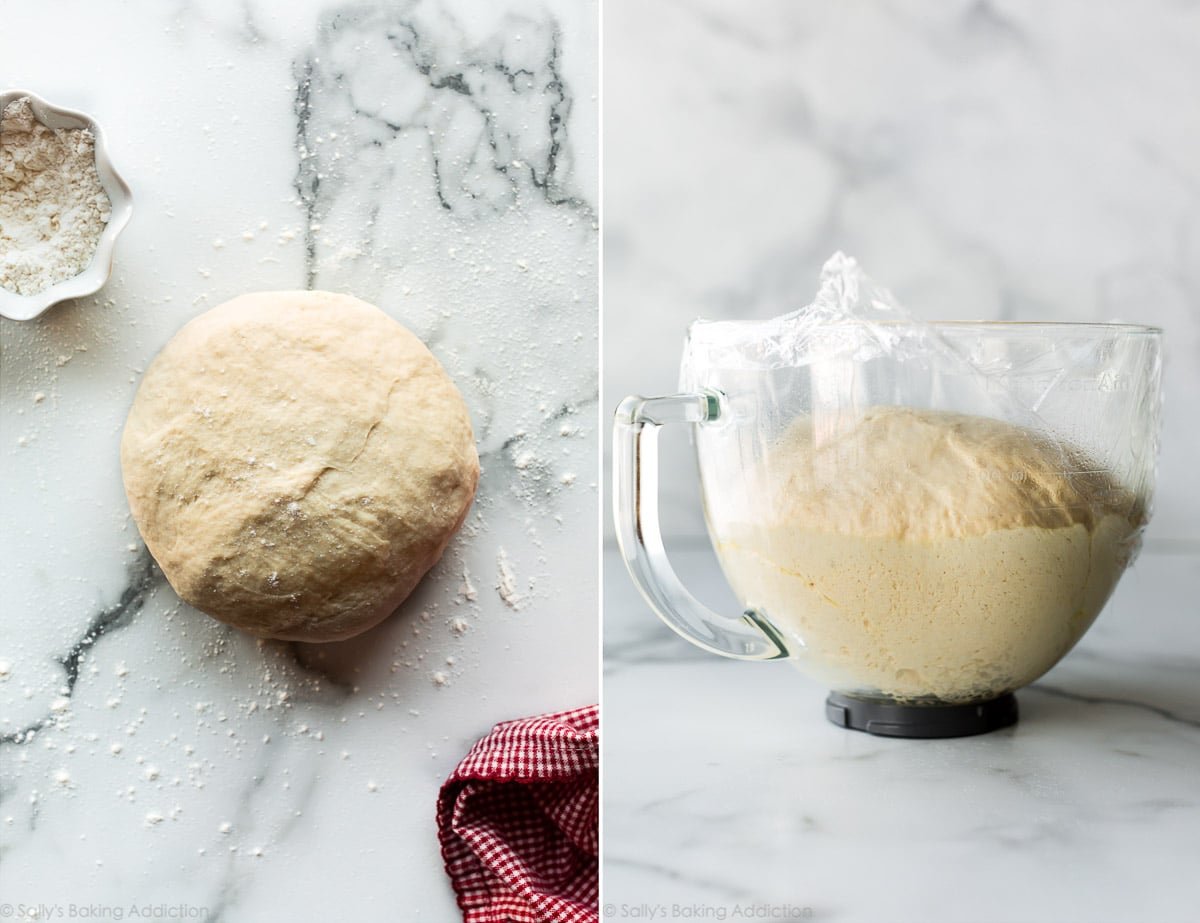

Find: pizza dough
<box><xmin>120</xmin><ymin>291</ymin><xmax>479</xmax><ymax>642</ymax></box>
<box><xmin>711</xmin><ymin>406</ymin><xmax>1144</xmax><ymax>702</ymax></box>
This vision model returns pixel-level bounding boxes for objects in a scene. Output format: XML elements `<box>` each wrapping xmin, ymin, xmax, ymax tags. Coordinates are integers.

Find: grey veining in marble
<box><xmin>1</xmin><ymin>0</ymin><xmax>597</xmax><ymax>919</ymax></box>
<box><xmin>604</xmin><ymin>0</ymin><xmax>1200</xmax><ymax>546</ymax></box>
<box><xmin>603</xmin><ymin>547</ymin><xmax>1200</xmax><ymax>923</ymax></box>
<box><xmin>602</xmin><ymin>8</ymin><xmax>1200</xmax><ymax>910</ymax></box>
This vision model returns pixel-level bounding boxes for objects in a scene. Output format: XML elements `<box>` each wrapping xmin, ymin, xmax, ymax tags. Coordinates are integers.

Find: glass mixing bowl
<box><xmin>614</xmin><ymin>320</ymin><xmax>1163</xmax><ymax>737</ymax></box>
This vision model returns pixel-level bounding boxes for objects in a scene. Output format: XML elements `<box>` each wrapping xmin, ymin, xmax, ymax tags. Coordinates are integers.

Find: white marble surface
<box><xmin>603</xmin><ymin>546</ymin><xmax>1200</xmax><ymax>923</ymax></box>
<box><xmin>1</xmin><ymin>0</ymin><xmax>597</xmax><ymax>919</ymax></box>
<box><xmin>604</xmin><ymin>0</ymin><xmax>1200</xmax><ymax>545</ymax></box>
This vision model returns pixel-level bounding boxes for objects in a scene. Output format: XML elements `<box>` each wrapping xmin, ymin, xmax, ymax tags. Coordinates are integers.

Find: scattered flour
<box><xmin>496</xmin><ymin>548</ymin><xmax>523</xmax><ymax>609</ymax></box>
<box><xmin>458</xmin><ymin>567</ymin><xmax>478</xmax><ymax>602</ymax></box>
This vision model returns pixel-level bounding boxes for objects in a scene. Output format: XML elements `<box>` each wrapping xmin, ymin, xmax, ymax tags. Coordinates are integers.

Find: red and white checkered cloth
<box><xmin>437</xmin><ymin>705</ymin><xmax>599</xmax><ymax>923</ymax></box>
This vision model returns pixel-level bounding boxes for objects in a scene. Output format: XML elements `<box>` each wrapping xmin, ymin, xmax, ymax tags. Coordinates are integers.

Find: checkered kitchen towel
<box><xmin>438</xmin><ymin>705</ymin><xmax>599</xmax><ymax>923</ymax></box>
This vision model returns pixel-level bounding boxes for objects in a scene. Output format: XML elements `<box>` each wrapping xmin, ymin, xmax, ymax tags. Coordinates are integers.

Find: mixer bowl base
<box><xmin>825</xmin><ymin>691</ymin><xmax>1019</xmax><ymax>738</ymax></box>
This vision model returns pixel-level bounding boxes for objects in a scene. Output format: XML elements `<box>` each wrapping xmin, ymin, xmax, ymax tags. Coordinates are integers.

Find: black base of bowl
<box><xmin>825</xmin><ymin>691</ymin><xmax>1019</xmax><ymax>738</ymax></box>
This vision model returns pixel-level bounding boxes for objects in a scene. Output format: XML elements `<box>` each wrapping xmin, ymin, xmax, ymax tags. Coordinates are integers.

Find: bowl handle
<box><xmin>613</xmin><ymin>391</ymin><xmax>789</xmax><ymax>661</ymax></box>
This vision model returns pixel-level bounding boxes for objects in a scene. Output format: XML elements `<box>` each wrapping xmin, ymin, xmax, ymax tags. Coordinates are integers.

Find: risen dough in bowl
<box><xmin>712</xmin><ymin>406</ymin><xmax>1144</xmax><ymax>703</ymax></box>
<box><xmin>121</xmin><ymin>291</ymin><xmax>479</xmax><ymax>642</ymax></box>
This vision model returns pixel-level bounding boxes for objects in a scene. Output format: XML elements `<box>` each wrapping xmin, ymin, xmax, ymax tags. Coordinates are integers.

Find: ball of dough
<box><xmin>120</xmin><ymin>291</ymin><xmax>479</xmax><ymax>642</ymax></box>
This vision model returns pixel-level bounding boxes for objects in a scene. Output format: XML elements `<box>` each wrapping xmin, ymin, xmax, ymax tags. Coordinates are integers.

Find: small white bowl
<box><xmin>0</xmin><ymin>89</ymin><xmax>133</xmax><ymax>321</ymax></box>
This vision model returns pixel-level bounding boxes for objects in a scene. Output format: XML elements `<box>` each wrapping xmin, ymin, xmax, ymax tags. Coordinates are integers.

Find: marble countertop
<box><xmin>603</xmin><ymin>544</ymin><xmax>1200</xmax><ymax>923</ymax></box>
<box><xmin>1</xmin><ymin>1</ymin><xmax>597</xmax><ymax>919</ymax></box>
<box><xmin>602</xmin><ymin>0</ymin><xmax>1200</xmax><ymax>550</ymax></box>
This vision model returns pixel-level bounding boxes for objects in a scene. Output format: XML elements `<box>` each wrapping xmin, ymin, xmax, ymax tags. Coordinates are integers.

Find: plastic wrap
<box><xmin>676</xmin><ymin>253</ymin><xmax>1164</xmax><ymax>703</ymax></box>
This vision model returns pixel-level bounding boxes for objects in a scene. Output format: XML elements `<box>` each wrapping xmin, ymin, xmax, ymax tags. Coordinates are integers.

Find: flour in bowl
<box><xmin>0</xmin><ymin>97</ymin><xmax>111</xmax><ymax>296</ymax></box>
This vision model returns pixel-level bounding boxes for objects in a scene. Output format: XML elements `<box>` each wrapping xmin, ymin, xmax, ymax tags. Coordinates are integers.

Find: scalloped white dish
<box><xmin>0</xmin><ymin>89</ymin><xmax>133</xmax><ymax>321</ymax></box>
